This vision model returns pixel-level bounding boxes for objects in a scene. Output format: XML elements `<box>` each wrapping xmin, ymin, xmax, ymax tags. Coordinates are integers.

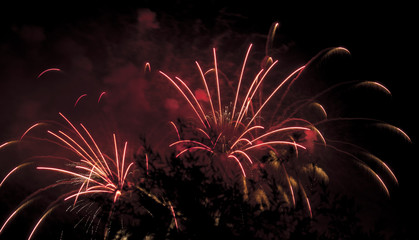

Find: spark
<box><xmin>304</xmin><ymin>194</ymin><xmax>312</xmax><ymax>218</ymax></box>
<box><xmin>0</xmin><ymin>199</ymin><xmax>35</xmax><ymax>234</ymax></box>
<box><xmin>356</xmin><ymin>81</ymin><xmax>392</xmax><ymax>96</ymax></box>
<box><xmin>20</xmin><ymin>123</ymin><xmax>44</xmax><ymax>140</ymax></box>
<box><xmin>74</xmin><ymin>94</ymin><xmax>88</xmax><ymax>108</ymax></box>
<box><xmin>37</xmin><ymin>68</ymin><xmax>61</xmax><ymax>79</ymax></box>
<box><xmin>0</xmin><ymin>163</ymin><xmax>32</xmax><ymax>188</ymax></box>
<box><xmin>366</xmin><ymin>168</ymin><xmax>390</xmax><ymax>197</ymax></box>
<box><xmin>144</xmin><ymin>62</ymin><xmax>151</xmax><ymax>72</ymax></box>
<box><xmin>98</xmin><ymin>91</ymin><xmax>107</xmax><ymax>103</ymax></box>
<box><xmin>28</xmin><ymin>206</ymin><xmax>57</xmax><ymax>240</ymax></box>
<box><xmin>228</xmin><ymin>155</ymin><xmax>247</xmax><ymax>177</ymax></box>
<box><xmin>0</xmin><ymin>141</ymin><xmax>18</xmax><ymax>150</ymax></box>
<box><xmin>311</xmin><ymin>102</ymin><xmax>328</xmax><ymax>119</ymax></box>
<box><xmin>265</xmin><ymin>22</ymin><xmax>279</xmax><ymax>55</ymax></box>
<box><xmin>169</xmin><ymin>203</ymin><xmax>179</xmax><ymax>230</ymax></box>
<box><xmin>231</xmin><ymin>44</ymin><xmax>253</xmax><ymax>119</ymax></box>
<box><xmin>244</xmin><ymin>141</ymin><xmax>306</xmax><ymax>151</ymax></box>
<box><xmin>169</xmin><ymin>121</ymin><xmax>181</xmax><ymax>140</ymax></box>
<box><xmin>376</xmin><ymin>123</ymin><xmax>411</xmax><ymax>143</ymax></box>
<box><xmin>213</xmin><ymin>48</ymin><xmax>222</xmax><ymax>119</ymax></box>
<box><xmin>325</xmin><ymin>143</ymin><xmax>392</xmax><ymax>197</ymax></box>
<box><xmin>145</xmin><ymin>153</ymin><xmax>149</xmax><ymax>175</ymax></box>
<box><xmin>363</xmin><ymin>153</ymin><xmax>398</xmax><ymax>185</ymax></box>
<box><xmin>282</xmin><ymin>165</ymin><xmax>296</xmax><ymax>206</ymax></box>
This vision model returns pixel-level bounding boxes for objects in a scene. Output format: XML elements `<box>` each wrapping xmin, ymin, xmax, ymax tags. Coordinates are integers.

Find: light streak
<box><xmin>28</xmin><ymin>206</ymin><xmax>57</xmax><ymax>240</ymax></box>
<box><xmin>232</xmin><ymin>44</ymin><xmax>253</xmax><ymax>119</ymax></box>
<box><xmin>37</xmin><ymin>68</ymin><xmax>61</xmax><ymax>79</ymax></box>
<box><xmin>169</xmin><ymin>203</ymin><xmax>179</xmax><ymax>230</ymax></box>
<box><xmin>213</xmin><ymin>48</ymin><xmax>222</xmax><ymax>120</ymax></box>
<box><xmin>20</xmin><ymin>123</ymin><xmax>44</xmax><ymax>140</ymax></box>
<box><xmin>0</xmin><ymin>141</ymin><xmax>18</xmax><ymax>150</ymax></box>
<box><xmin>74</xmin><ymin>94</ymin><xmax>87</xmax><ymax>108</ymax></box>
<box><xmin>357</xmin><ymin>81</ymin><xmax>392</xmax><ymax>96</ymax></box>
<box><xmin>0</xmin><ymin>199</ymin><xmax>35</xmax><ymax>234</ymax></box>
<box><xmin>196</xmin><ymin>61</ymin><xmax>217</xmax><ymax>125</ymax></box>
<box><xmin>98</xmin><ymin>91</ymin><xmax>107</xmax><ymax>103</ymax></box>
<box><xmin>145</xmin><ymin>153</ymin><xmax>149</xmax><ymax>175</ymax></box>
<box><xmin>0</xmin><ymin>163</ymin><xmax>32</xmax><ymax>188</ymax></box>
<box><xmin>228</xmin><ymin>155</ymin><xmax>246</xmax><ymax>177</ymax></box>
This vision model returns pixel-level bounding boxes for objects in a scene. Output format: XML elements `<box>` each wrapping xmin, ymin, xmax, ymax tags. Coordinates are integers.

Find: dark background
<box><xmin>1</xmin><ymin>1</ymin><xmax>416</xmax><ymax>138</ymax></box>
<box><xmin>0</xmin><ymin>1</ymin><xmax>416</xmax><ymax>239</ymax></box>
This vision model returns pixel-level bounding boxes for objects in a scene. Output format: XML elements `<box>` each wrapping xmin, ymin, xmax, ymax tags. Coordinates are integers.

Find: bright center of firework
<box><xmin>206</xmin><ymin>108</ymin><xmax>241</xmax><ymax>154</ymax></box>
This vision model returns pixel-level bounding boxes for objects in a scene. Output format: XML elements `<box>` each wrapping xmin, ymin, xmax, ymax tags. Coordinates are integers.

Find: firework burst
<box><xmin>161</xmin><ymin>45</ymin><xmax>311</xmax><ymax>172</ymax></box>
<box><xmin>159</xmin><ymin>35</ymin><xmax>408</xmax><ymax>218</ymax></box>
<box><xmin>159</xmin><ymin>44</ymin><xmax>325</xmax><ymax>214</ymax></box>
<box><xmin>0</xmin><ymin>113</ymin><xmax>135</xmax><ymax>239</ymax></box>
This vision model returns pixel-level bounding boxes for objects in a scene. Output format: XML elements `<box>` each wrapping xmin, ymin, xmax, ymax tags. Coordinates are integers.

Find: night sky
<box><xmin>0</xmin><ymin>1</ymin><xmax>417</xmax><ymax>239</ymax></box>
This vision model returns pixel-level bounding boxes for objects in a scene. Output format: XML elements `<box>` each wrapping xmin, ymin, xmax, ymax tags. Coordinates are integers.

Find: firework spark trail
<box><xmin>231</xmin><ymin>44</ymin><xmax>253</xmax><ymax>120</ymax></box>
<box><xmin>20</xmin><ymin>123</ymin><xmax>44</xmax><ymax>140</ymax></box>
<box><xmin>0</xmin><ymin>199</ymin><xmax>35</xmax><ymax>234</ymax></box>
<box><xmin>74</xmin><ymin>94</ymin><xmax>88</xmax><ymax>108</ymax></box>
<box><xmin>98</xmin><ymin>91</ymin><xmax>107</xmax><ymax>103</ymax></box>
<box><xmin>27</xmin><ymin>206</ymin><xmax>58</xmax><ymax>240</ymax></box>
<box><xmin>145</xmin><ymin>153</ymin><xmax>149</xmax><ymax>175</ymax></box>
<box><xmin>0</xmin><ymin>163</ymin><xmax>33</xmax><ymax>188</ymax></box>
<box><xmin>356</xmin><ymin>81</ymin><xmax>392</xmax><ymax>96</ymax></box>
<box><xmin>0</xmin><ymin>140</ymin><xmax>18</xmax><ymax>150</ymax></box>
<box><xmin>0</xmin><ymin>181</ymin><xmax>71</xmax><ymax>239</ymax></box>
<box><xmin>168</xmin><ymin>202</ymin><xmax>179</xmax><ymax>231</ymax></box>
<box><xmin>324</xmin><ymin>143</ymin><xmax>392</xmax><ymax>196</ymax></box>
<box><xmin>36</xmin><ymin>68</ymin><xmax>62</xmax><ymax>79</ymax></box>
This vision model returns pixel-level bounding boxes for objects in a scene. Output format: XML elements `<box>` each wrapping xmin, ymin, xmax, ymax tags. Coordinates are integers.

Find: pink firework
<box><xmin>159</xmin><ymin>44</ymin><xmax>323</xmax><ymax>213</ymax></box>
<box><xmin>0</xmin><ymin>113</ymin><xmax>134</xmax><ymax>239</ymax></box>
<box><xmin>41</xmin><ymin>113</ymin><xmax>134</xmax><ymax>204</ymax></box>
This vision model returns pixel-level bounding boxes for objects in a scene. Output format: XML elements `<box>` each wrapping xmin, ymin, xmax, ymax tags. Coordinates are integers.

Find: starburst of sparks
<box><xmin>159</xmin><ymin>44</ymin><xmax>323</xmax><ymax>217</ymax></box>
<box><xmin>161</xmin><ymin>45</ymin><xmax>313</xmax><ymax>178</ymax></box>
<box><xmin>0</xmin><ymin>113</ymin><xmax>134</xmax><ymax>239</ymax></box>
